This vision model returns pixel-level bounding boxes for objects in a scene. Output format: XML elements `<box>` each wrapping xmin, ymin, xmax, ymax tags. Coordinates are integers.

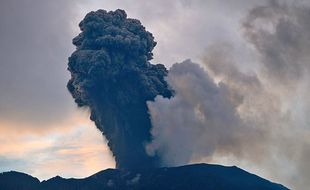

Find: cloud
<box><xmin>146</xmin><ymin>1</ymin><xmax>310</xmax><ymax>189</ymax></box>
<box><xmin>0</xmin><ymin>117</ymin><xmax>115</xmax><ymax>180</ymax></box>
<box><xmin>67</xmin><ymin>9</ymin><xmax>172</xmax><ymax>169</ymax></box>
<box><xmin>0</xmin><ymin>1</ymin><xmax>116</xmax><ymax>179</ymax></box>
<box><xmin>146</xmin><ymin>59</ymin><xmax>268</xmax><ymax>166</ymax></box>
<box><xmin>74</xmin><ymin>0</ymin><xmax>264</xmax><ymax>67</ymax></box>
<box><xmin>0</xmin><ymin>0</ymin><xmax>79</xmax><ymax>127</ymax></box>
<box><xmin>242</xmin><ymin>0</ymin><xmax>310</xmax><ymax>87</ymax></box>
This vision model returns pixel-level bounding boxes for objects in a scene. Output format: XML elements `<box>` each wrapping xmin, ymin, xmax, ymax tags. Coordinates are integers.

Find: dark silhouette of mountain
<box><xmin>0</xmin><ymin>171</ymin><xmax>40</xmax><ymax>190</ymax></box>
<box><xmin>0</xmin><ymin>164</ymin><xmax>289</xmax><ymax>190</ymax></box>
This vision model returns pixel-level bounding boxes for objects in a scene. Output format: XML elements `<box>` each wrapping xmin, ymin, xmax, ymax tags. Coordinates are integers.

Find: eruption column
<box><xmin>67</xmin><ymin>9</ymin><xmax>172</xmax><ymax>169</ymax></box>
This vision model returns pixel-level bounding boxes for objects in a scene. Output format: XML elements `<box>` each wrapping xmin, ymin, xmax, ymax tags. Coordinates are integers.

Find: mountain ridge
<box><xmin>0</xmin><ymin>163</ymin><xmax>289</xmax><ymax>190</ymax></box>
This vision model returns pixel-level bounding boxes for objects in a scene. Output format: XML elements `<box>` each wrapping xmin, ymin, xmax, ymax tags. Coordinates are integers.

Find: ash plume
<box><xmin>66</xmin><ymin>2</ymin><xmax>310</xmax><ymax>189</ymax></box>
<box><xmin>243</xmin><ymin>0</ymin><xmax>310</xmax><ymax>88</ymax></box>
<box><xmin>146</xmin><ymin>1</ymin><xmax>310</xmax><ymax>189</ymax></box>
<box><xmin>67</xmin><ymin>9</ymin><xmax>172</xmax><ymax>169</ymax></box>
<box><xmin>146</xmin><ymin>59</ymin><xmax>265</xmax><ymax>166</ymax></box>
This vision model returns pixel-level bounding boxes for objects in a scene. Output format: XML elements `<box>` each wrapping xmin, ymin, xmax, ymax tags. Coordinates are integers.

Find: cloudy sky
<box><xmin>0</xmin><ymin>0</ymin><xmax>309</xmax><ymax>189</ymax></box>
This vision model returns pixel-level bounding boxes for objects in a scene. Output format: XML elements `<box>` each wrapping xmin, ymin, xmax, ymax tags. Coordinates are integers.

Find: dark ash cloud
<box><xmin>67</xmin><ymin>9</ymin><xmax>172</xmax><ymax>169</ymax></box>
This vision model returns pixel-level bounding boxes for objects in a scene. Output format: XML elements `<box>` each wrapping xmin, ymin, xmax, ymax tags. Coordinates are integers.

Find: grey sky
<box><xmin>0</xmin><ymin>0</ymin><xmax>77</xmax><ymax>126</ymax></box>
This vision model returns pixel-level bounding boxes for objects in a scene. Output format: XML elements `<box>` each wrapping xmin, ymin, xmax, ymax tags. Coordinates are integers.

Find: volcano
<box><xmin>0</xmin><ymin>164</ymin><xmax>288</xmax><ymax>190</ymax></box>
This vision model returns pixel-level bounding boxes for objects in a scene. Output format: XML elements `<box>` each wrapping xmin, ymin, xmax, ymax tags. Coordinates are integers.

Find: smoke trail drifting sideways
<box><xmin>146</xmin><ymin>60</ymin><xmax>265</xmax><ymax>166</ymax></box>
<box><xmin>146</xmin><ymin>1</ymin><xmax>310</xmax><ymax>189</ymax></box>
<box><xmin>67</xmin><ymin>9</ymin><xmax>172</xmax><ymax>169</ymax></box>
<box><xmin>243</xmin><ymin>0</ymin><xmax>310</xmax><ymax>87</ymax></box>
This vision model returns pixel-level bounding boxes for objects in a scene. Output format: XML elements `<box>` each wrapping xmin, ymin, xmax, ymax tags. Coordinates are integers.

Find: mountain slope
<box><xmin>0</xmin><ymin>164</ymin><xmax>289</xmax><ymax>190</ymax></box>
<box><xmin>0</xmin><ymin>171</ymin><xmax>40</xmax><ymax>190</ymax></box>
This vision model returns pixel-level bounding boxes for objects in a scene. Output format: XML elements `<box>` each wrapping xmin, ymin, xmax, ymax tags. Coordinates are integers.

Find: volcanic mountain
<box><xmin>0</xmin><ymin>164</ymin><xmax>289</xmax><ymax>190</ymax></box>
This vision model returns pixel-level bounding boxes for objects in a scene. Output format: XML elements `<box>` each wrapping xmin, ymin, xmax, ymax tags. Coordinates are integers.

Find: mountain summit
<box><xmin>0</xmin><ymin>164</ymin><xmax>289</xmax><ymax>190</ymax></box>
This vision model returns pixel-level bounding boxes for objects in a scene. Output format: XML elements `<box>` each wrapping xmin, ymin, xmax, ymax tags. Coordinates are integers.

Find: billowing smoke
<box><xmin>243</xmin><ymin>0</ymin><xmax>310</xmax><ymax>87</ymax></box>
<box><xmin>146</xmin><ymin>59</ymin><xmax>268</xmax><ymax>166</ymax></box>
<box><xmin>146</xmin><ymin>59</ymin><xmax>264</xmax><ymax>166</ymax></box>
<box><xmin>67</xmin><ymin>2</ymin><xmax>310</xmax><ymax>189</ymax></box>
<box><xmin>67</xmin><ymin>9</ymin><xmax>172</xmax><ymax>169</ymax></box>
<box><xmin>146</xmin><ymin>1</ymin><xmax>310</xmax><ymax>189</ymax></box>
